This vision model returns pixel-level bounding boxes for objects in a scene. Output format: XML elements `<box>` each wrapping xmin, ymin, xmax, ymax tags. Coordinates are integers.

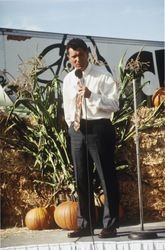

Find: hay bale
<box><xmin>118</xmin><ymin>106</ymin><xmax>165</xmax><ymax>222</ymax></box>
<box><xmin>0</xmin><ymin>111</ymin><xmax>53</xmax><ymax>228</ymax></box>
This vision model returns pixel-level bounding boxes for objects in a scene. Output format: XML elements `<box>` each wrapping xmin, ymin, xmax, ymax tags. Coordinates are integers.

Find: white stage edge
<box><xmin>1</xmin><ymin>222</ymin><xmax>165</xmax><ymax>250</ymax></box>
<box><xmin>1</xmin><ymin>240</ymin><xmax>165</xmax><ymax>250</ymax></box>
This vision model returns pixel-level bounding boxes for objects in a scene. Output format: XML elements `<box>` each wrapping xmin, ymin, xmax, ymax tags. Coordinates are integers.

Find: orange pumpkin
<box><xmin>25</xmin><ymin>207</ymin><xmax>50</xmax><ymax>230</ymax></box>
<box><xmin>54</xmin><ymin>201</ymin><xmax>99</xmax><ymax>230</ymax></box>
<box><xmin>54</xmin><ymin>201</ymin><xmax>79</xmax><ymax>230</ymax></box>
<box><xmin>99</xmin><ymin>193</ymin><xmax>105</xmax><ymax>205</ymax></box>
<box><xmin>152</xmin><ymin>87</ymin><xmax>165</xmax><ymax>107</ymax></box>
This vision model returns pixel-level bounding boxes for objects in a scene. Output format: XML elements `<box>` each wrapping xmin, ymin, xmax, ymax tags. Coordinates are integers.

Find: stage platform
<box><xmin>1</xmin><ymin>221</ymin><xmax>165</xmax><ymax>250</ymax></box>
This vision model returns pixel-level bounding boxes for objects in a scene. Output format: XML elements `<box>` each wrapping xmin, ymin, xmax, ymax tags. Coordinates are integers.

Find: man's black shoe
<box><xmin>68</xmin><ymin>228</ymin><xmax>93</xmax><ymax>238</ymax></box>
<box><xmin>98</xmin><ymin>228</ymin><xmax>117</xmax><ymax>238</ymax></box>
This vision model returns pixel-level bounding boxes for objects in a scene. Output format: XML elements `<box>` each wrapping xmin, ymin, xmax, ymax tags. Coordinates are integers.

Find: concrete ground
<box><xmin>1</xmin><ymin>221</ymin><xmax>165</xmax><ymax>248</ymax></box>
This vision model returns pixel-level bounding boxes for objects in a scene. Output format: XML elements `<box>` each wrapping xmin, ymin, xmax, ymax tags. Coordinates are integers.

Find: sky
<box><xmin>0</xmin><ymin>0</ymin><xmax>164</xmax><ymax>41</ymax></box>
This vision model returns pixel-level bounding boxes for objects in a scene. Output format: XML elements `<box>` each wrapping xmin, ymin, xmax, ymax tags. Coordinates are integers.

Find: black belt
<box><xmin>80</xmin><ymin>118</ymin><xmax>110</xmax><ymax>124</ymax></box>
<box><xmin>71</xmin><ymin>119</ymin><xmax>111</xmax><ymax>128</ymax></box>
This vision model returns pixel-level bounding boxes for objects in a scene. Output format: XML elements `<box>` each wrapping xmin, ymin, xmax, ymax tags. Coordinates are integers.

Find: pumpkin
<box><xmin>25</xmin><ymin>207</ymin><xmax>50</xmax><ymax>230</ymax></box>
<box><xmin>152</xmin><ymin>87</ymin><xmax>165</xmax><ymax>107</ymax></box>
<box><xmin>54</xmin><ymin>201</ymin><xmax>79</xmax><ymax>230</ymax></box>
<box><xmin>98</xmin><ymin>194</ymin><xmax>124</xmax><ymax>220</ymax></box>
<box><xmin>54</xmin><ymin>201</ymin><xmax>99</xmax><ymax>230</ymax></box>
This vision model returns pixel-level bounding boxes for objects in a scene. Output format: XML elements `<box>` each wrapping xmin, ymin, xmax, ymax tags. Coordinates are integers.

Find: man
<box><xmin>62</xmin><ymin>38</ymin><xmax>119</xmax><ymax>238</ymax></box>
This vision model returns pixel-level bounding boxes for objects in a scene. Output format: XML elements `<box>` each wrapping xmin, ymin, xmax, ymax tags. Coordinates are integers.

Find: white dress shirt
<box><xmin>62</xmin><ymin>63</ymin><xmax>119</xmax><ymax>127</ymax></box>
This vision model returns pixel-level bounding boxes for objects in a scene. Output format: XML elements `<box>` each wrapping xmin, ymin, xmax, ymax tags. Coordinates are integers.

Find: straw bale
<box><xmin>0</xmin><ymin>113</ymin><xmax>53</xmax><ymax>228</ymax></box>
<box><xmin>117</xmin><ymin>106</ymin><xmax>165</xmax><ymax>222</ymax></box>
<box><xmin>0</xmin><ymin>147</ymin><xmax>53</xmax><ymax>228</ymax></box>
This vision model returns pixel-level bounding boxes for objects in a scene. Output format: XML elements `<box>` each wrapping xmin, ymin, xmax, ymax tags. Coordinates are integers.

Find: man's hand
<box><xmin>77</xmin><ymin>83</ymin><xmax>91</xmax><ymax>98</ymax></box>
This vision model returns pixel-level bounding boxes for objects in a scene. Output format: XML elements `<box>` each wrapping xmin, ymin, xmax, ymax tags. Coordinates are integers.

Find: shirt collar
<box><xmin>83</xmin><ymin>63</ymin><xmax>92</xmax><ymax>77</ymax></box>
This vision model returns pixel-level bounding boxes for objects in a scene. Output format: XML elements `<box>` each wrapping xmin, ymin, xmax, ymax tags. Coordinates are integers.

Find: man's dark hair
<box><xmin>66</xmin><ymin>38</ymin><xmax>88</xmax><ymax>53</ymax></box>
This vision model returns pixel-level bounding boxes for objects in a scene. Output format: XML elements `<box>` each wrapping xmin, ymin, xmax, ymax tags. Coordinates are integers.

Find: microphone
<box><xmin>75</xmin><ymin>69</ymin><xmax>84</xmax><ymax>85</ymax></box>
<box><xmin>75</xmin><ymin>69</ymin><xmax>82</xmax><ymax>79</ymax></box>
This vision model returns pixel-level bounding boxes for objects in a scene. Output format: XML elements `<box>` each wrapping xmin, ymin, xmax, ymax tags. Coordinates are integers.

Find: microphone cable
<box><xmin>75</xmin><ymin>68</ymin><xmax>96</xmax><ymax>249</ymax></box>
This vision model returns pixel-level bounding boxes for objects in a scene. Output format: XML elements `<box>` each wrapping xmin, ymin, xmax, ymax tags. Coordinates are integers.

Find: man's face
<box><xmin>68</xmin><ymin>48</ymin><xmax>88</xmax><ymax>71</ymax></box>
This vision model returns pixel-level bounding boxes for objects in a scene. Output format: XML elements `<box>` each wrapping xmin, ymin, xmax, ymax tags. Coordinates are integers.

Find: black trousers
<box><xmin>68</xmin><ymin>118</ymin><xmax>119</xmax><ymax>229</ymax></box>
